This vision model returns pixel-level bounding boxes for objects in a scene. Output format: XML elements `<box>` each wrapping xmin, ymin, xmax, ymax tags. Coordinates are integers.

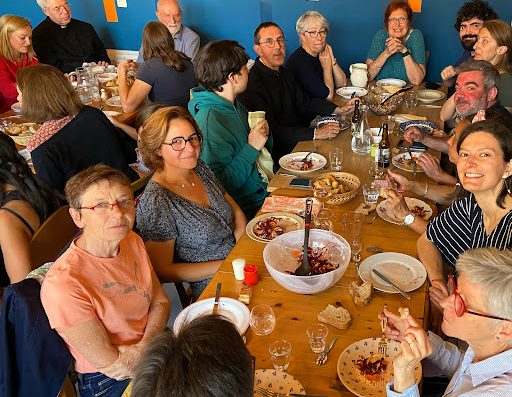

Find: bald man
<box><xmin>137</xmin><ymin>0</ymin><xmax>200</xmax><ymax>62</ymax></box>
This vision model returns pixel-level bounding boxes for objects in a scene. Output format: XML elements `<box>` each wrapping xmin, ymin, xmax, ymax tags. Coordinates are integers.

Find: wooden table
<box><xmin>198</xmin><ymin>90</ymin><xmax>445</xmax><ymax>396</ymax></box>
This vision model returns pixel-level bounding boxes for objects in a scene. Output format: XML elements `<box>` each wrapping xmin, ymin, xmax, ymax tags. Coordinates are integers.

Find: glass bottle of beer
<box><xmin>351</xmin><ymin>100</ymin><xmax>360</xmax><ymax>136</ymax></box>
<box><xmin>379</xmin><ymin>123</ymin><xmax>390</xmax><ymax>168</ymax></box>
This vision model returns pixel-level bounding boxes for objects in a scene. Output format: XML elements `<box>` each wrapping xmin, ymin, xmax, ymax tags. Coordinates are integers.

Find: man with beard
<box><xmin>136</xmin><ymin>0</ymin><xmax>200</xmax><ymax>62</ymax></box>
<box><xmin>239</xmin><ymin>22</ymin><xmax>356</xmax><ymax>162</ymax></box>
<box><xmin>440</xmin><ymin>0</ymin><xmax>497</xmax><ymax>87</ymax></box>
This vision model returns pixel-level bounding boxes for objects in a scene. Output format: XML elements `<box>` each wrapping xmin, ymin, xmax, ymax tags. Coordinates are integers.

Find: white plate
<box><xmin>376</xmin><ymin>78</ymin><xmax>407</xmax><ymax>88</ymax></box>
<box><xmin>336</xmin><ymin>86</ymin><xmax>368</xmax><ymax>99</ymax></box>
<box><xmin>337</xmin><ymin>338</ymin><xmax>422</xmax><ymax>397</ymax></box>
<box><xmin>103</xmin><ymin>110</ymin><xmax>121</xmax><ymax>117</ymax></box>
<box><xmin>106</xmin><ymin>95</ymin><xmax>122</xmax><ymax>107</ymax></box>
<box><xmin>416</xmin><ymin>89</ymin><xmax>446</xmax><ymax>103</ymax></box>
<box><xmin>358</xmin><ymin>252</ymin><xmax>427</xmax><ymax>293</ymax></box>
<box><xmin>173</xmin><ymin>297</ymin><xmax>250</xmax><ymax>335</ymax></box>
<box><xmin>253</xmin><ymin>369</ymin><xmax>305</xmax><ymax>396</ymax></box>
<box><xmin>391</xmin><ymin>151</ymin><xmax>425</xmax><ymax>173</ymax></box>
<box><xmin>246</xmin><ymin>212</ymin><xmax>304</xmax><ymax>243</ymax></box>
<box><xmin>377</xmin><ymin>197</ymin><xmax>432</xmax><ymax>225</ymax></box>
<box><xmin>278</xmin><ymin>152</ymin><xmax>327</xmax><ymax>173</ymax></box>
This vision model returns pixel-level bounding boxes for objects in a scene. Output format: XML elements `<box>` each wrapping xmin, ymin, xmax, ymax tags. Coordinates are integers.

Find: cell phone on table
<box><xmin>397</xmin><ymin>139</ymin><xmax>428</xmax><ymax>151</ymax></box>
<box><xmin>289</xmin><ymin>178</ymin><xmax>312</xmax><ymax>189</ymax></box>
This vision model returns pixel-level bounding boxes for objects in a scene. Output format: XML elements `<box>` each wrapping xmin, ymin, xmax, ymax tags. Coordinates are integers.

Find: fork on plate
<box><xmin>378</xmin><ymin>305</ymin><xmax>388</xmax><ymax>356</ymax></box>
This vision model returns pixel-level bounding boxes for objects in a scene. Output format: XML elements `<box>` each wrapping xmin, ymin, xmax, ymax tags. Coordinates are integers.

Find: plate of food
<box><xmin>376</xmin><ymin>79</ymin><xmax>406</xmax><ymax>94</ymax></box>
<box><xmin>253</xmin><ymin>369</ymin><xmax>305</xmax><ymax>396</ymax></box>
<box><xmin>336</xmin><ymin>86</ymin><xmax>368</xmax><ymax>99</ymax></box>
<box><xmin>246</xmin><ymin>212</ymin><xmax>304</xmax><ymax>243</ymax></box>
<box><xmin>358</xmin><ymin>252</ymin><xmax>427</xmax><ymax>293</ymax></box>
<box><xmin>337</xmin><ymin>337</ymin><xmax>422</xmax><ymax>397</ymax></box>
<box><xmin>3</xmin><ymin>123</ymin><xmax>38</xmax><ymax>146</ymax></box>
<box><xmin>173</xmin><ymin>297</ymin><xmax>250</xmax><ymax>335</ymax></box>
<box><xmin>278</xmin><ymin>152</ymin><xmax>327</xmax><ymax>173</ymax></box>
<box><xmin>399</xmin><ymin>120</ymin><xmax>437</xmax><ymax>134</ymax></box>
<box><xmin>106</xmin><ymin>95</ymin><xmax>122</xmax><ymax>107</ymax></box>
<box><xmin>391</xmin><ymin>151</ymin><xmax>425</xmax><ymax>173</ymax></box>
<box><xmin>416</xmin><ymin>89</ymin><xmax>446</xmax><ymax>104</ymax></box>
<box><xmin>376</xmin><ymin>197</ymin><xmax>432</xmax><ymax>225</ymax></box>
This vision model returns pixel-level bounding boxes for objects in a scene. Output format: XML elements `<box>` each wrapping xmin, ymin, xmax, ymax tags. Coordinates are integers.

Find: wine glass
<box><xmin>313</xmin><ymin>178</ymin><xmax>333</xmax><ymax>214</ymax></box>
<box><xmin>249</xmin><ymin>304</ymin><xmax>276</xmax><ymax>336</ymax></box>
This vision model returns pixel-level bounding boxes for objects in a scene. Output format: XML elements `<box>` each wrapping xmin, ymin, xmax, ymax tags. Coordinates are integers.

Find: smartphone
<box><xmin>424</xmin><ymin>81</ymin><xmax>441</xmax><ymax>90</ymax></box>
<box><xmin>289</xmin><ymin>178</ymin><xmax>312</xmax><ymax>189</ymax></box>
<box><xmin>397</xmin><ymin>139</ymin><xmax>428</xmax><ymax>151</ymax></box>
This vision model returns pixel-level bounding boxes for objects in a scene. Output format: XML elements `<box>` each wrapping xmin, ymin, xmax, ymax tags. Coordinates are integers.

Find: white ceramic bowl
<box><xmin>97</xmin><ymin>72</ymin><xmax>118</xmax><ymax>83</ymax></box>
<box><xmin>263</xmin><ymin>229</ymin><xmax>351</xmax><ymax>294</ymax></box>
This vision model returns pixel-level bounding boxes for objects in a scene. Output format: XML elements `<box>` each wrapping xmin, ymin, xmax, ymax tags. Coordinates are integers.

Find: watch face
<box><xmin>404</xmin><ymin>214</ymin><xmax>415</xmax><ymax>225</ymax></box>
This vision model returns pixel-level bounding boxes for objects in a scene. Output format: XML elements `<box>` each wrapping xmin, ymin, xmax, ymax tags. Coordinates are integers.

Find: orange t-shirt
<box><xmin>41</xmin><ymin>231</ymin><xmax>165</xmax><ymax>373</ymax></box>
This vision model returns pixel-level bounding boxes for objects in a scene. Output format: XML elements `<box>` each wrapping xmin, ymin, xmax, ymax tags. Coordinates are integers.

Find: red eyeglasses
<box><xmin>447</xmin><ymin>275</ymin><xmax>511</xmax><ymax>322</ymax></box>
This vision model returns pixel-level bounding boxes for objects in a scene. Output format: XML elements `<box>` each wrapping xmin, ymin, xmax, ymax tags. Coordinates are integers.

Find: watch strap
<box><xmin>401</xmin><ymin>50</ymin><xmax>411</xmax><ymax>58</ymax></box>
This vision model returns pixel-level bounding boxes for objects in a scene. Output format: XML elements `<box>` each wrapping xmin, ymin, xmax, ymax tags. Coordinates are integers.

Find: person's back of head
<box><xmin>131</xmin><ymin>315</ymin><xmax>253</xmax><ymax>397</ymax></box>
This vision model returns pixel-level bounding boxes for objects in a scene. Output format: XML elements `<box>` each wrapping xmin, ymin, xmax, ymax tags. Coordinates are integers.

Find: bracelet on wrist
<box><xmin>401</xmin><ymin>50</ymin><xmax>411</xmax><ymax>58</ymax></box>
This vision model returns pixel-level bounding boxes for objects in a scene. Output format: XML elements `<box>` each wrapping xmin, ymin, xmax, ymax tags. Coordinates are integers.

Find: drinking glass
<box><xmin>314</xmin><ymin>208</ymin><xmax>333</xmax><ymax>231</ymax></box>
<box><xmin>329</xmin><ymin>148</ymin><xmax>343</xmax><ymax>171</ymax></box>
<box><xmin>269</xmin><ymin>340</ymin><xmax>292</xmax><ymax>370</ymax></box>
<box><xmin>313</xmin><ymin>178</ymin><xmax>333</xmax><ymax>213</ymax></box>
<box><xmin>387</xmin><ymin>115</ymin><xmax>397</xmax><ymax>135</ymax></box>
<box><xmin>363</xmin><ymin>182</ymin><xmax>379</xmax><ymax>206</ymax></box>
<box><xmin>307</xmin><ymin>323</ymin><xmax>328</xmax><ymax>353</ymax></box>
<box><xmin>405</xmin><ymin>92</ymin><xmax>418</xmax><ymax>109</ymax></box>
<box><xmin>369</xmin><ymin>162</ymin><xmax>385</xmax><ymax>179</ymax></box>
<box><xmin>341</xmin><ymin>211</ymin><xmax>364</xmax><ymax>263</ymax></box>
<box><xmin>250</xmin><ymin>304</ymin><xmax>276</xmax><ymax>336</ymax></box>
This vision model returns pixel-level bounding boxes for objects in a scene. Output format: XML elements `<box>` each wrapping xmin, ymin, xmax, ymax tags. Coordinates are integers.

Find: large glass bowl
<box><xmin>366</xmin><ymin>87</ymin><xmax>404</xmax><ymax>116</ymax></box>
<box><xmin>263</xmin><ymin>229</ymin><xmax>351</xmax><ymax>294</ymax></box>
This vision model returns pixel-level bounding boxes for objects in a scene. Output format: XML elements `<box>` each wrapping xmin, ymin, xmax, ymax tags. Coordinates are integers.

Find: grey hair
<box><xmin>456</xmin><ymin>248</ymin><xmax>512</xmax><ymax>321</ymax></box>
<box><xmin>296</xmin><ymin>11</ymin><xmax>329</xmax><ymax>36</ymax></box>
<box><xmin>457</xmin><ymin>59</ymin><xmax>500</xmax><ymax>91</ymax></box>
<box><xmin>36</xmin><ymin>0</ymin><xmax>48</xmax><ymax>8</ymax></box>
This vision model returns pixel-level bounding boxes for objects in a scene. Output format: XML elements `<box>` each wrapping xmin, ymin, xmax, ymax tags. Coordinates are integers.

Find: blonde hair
<box><xmin>0</xmin><ymin>15</ymin><xmax>35</xmax><ymax>62</ymax></box>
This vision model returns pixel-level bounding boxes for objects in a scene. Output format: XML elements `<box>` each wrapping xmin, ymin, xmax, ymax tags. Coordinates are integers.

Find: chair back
<box><xmin>130</xmin><ymin>172</ymin><xmax>153</xmax><ymax>197</ymax></box>
<box><xmin>29</xmin><ymin>206</ymin><xmax>78</xmax><ymax>268</ymax></box>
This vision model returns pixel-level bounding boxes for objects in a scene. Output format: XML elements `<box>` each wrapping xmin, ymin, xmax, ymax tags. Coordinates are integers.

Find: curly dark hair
<box><xmin>454</xmin><ymin>0</ymin><xmax>498</xmax><ymax>31</ymax></box>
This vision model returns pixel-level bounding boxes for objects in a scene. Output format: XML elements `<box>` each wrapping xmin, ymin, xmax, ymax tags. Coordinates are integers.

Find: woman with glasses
<box><xmin>417</xmin><ymin>119</ymin><xmax>512</xmax><ymax>308</ymax></box>
<box><xmin>382</xmin><ymin>248</ymin><xmax>512</xmax><ymax>396</ymax></box>
<box><xmin>366</xmin><ymin>0</ymin><xmax>426</xmax><ymax>85</ymax></box>
<box><xmin>136</xmin><ymin>106</ymin><xmax>246</xmax><ymax>300</ymax></box>
<box><xmin>40</xmin><ymin>164</ymin><xmax>170</xmax><ymax>397</ymax></box>
<box><xmin>0</xmin><ymin>15</ymin><xmax>38</xmax><ymax>113</ymax></box>
<box><xmin>286</xmin><ymin>11</ymin><xmax>346</xmax><ymax>101</ymax></box>
<box><xmin>118</xmin><ymin>21</ymin><xmax>196</xmax><ymax>113</ymax></box>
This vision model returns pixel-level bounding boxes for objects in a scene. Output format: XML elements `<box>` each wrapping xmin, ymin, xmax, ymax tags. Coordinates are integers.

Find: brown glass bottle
<box><xmin>351</xmin><ymin>100</ymin><xmax>360</xmax><ymax>136</ymax></box>
<box><xmin>379</xmin><ymin>123</ymin><xmax>390</xmax><ymax>168</ymax></box>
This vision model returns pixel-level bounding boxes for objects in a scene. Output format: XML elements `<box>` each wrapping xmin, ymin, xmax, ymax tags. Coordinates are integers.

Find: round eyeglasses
<box><xmin>257</xmin><ymin>38</ymin><xmax>286</xmax><ymax>48</ymax></box>
<box><xmin>79</xmin><ymin>199</ymin><xmax>136</xmax><ymax>214</ymax></box>
<box><xmin>447</xmin><ymin>275</ymin><xmax>512</xmax><ymax>322</ymax></box>
<box><xmin>162</xmin><ymin>132</ymin><xmax>202</xmax><ymax>151</ymax></box>
<box><xmin>388</xmin><ymin>17</ymin><xmax>408</xmax><ymax>25</ymax></box>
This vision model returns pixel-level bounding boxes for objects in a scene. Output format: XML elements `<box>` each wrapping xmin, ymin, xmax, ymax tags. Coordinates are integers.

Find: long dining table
<box><xmin>197</xmin><ymin>86</ymin><xmax>445</xmax><ymax>396</ymax></box>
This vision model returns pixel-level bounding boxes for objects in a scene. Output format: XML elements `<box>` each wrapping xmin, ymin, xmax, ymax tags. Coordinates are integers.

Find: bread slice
<box><xmin>349</xmin><ymin>280</ymin><xmax>374</xmax><ymax>307</ymax></box>
<box><xmin>318</xmin><ymin>304</ymin><xmax>352</xmax><ymax>330</ymax></box>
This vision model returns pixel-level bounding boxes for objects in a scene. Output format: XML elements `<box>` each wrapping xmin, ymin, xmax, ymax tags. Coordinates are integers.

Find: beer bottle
<box><xmin>351</xmin><ymin>100</ymin><xmax>360</xmax><ymax>136</ymax></box>
<box><xmin>379</xmin><ymin>123</ymin><xmax>390</xmax><ymax>168</ymax></box>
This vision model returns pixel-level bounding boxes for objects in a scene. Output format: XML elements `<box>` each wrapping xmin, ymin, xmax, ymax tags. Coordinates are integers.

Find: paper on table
<box><xmin>395</xmin><ymin>113</ymin><xmax>428</xmax><ymax>124</ymax></box>
<box><xmin>261</xmin><ymin>195</ymin><xmax>321</xmax><ymax>216</ymax></box>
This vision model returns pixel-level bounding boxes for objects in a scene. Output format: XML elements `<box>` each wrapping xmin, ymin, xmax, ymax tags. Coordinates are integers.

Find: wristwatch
<box><xmin>402</xmin><ymin>213</ymin><xmax>415</xmax><ymax>225</ymax></box>
<box><xmin>401</xmin><ymin>50</ymin><xmax>411</xmax><ymax>58</ymax></box>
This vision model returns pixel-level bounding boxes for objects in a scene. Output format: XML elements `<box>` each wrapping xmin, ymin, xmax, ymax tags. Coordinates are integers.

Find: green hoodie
<box><xmin>188</xmin><ymin>87</ymin><xmax>272</xmax><ymax>219</ymax></box>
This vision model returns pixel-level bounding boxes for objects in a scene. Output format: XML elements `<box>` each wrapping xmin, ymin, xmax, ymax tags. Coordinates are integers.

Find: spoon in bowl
<box><xmin>295</xmin><ymin>198</ymin><xmax>313</xmax><ymax>276</ymax></box>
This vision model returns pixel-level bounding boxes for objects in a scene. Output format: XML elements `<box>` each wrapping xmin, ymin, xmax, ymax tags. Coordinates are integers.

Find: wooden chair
<box><xmin>29</xmin><ymin>206</ymin><xmax>78</xmax><ymax>268</ymax></box>
<box><xmin>130</xmin><ymin>171</ymin><xmax>153</xmax><ymax>197</ymax></box>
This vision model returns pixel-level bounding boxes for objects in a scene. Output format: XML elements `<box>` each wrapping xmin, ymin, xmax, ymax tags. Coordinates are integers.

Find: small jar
<box><xmin>244</xmin><ymin>264</ymin><xmax>258</xmax><ymax>286</ymax></box>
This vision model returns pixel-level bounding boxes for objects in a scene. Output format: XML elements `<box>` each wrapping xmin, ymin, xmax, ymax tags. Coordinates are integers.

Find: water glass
<box><xmin>363</xmin><ymin>182</ymin><xmax>379</xmax><ymax>206</ymax></box>
<box><xmin>405</xmin><ymin>92</ymin><xmax>418</xmax><ymax>109</ymax></box>
<box><xmin>369</xmin><ymin>162</ymin><xmax>385</xmax><ymax>179</ymax></box>
<box><xmin>269</xmin><ymin>340</ymin><xmax>292</xmax><ymax>370</ymax></box>
<box><xmin>250</xmin><ymin>304</ymin><xmax>276</xmax><ymax>336</ymax></box>
<box><xmin>314</xmin><ymin>208</ymin><xmax>333</xmax><ymax>231</ymax></box>
<box><xmin>307</xmin><ymin>323</ymin><xmax>329</xmax><ymax>353</ymax></box>
<box><xmin>387</xmin><ymin>115</ymin><xmax>397</xmax><ymax>135</ymax></box>
<box><xmin>329</xmin><ymin>148</ymin><xmax>343</xmax><ymax>171</ymax></box>
<box><xmin>341</xmin><ymin>211</ymin><xmax>364</xmax><ymax>262</ymax></box>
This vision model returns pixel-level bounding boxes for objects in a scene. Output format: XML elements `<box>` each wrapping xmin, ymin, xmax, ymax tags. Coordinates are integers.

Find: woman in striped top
<box><xmin>418</xmin><ymin>119</ymin><xmax>512</xmax><ymax>309</ymax></box>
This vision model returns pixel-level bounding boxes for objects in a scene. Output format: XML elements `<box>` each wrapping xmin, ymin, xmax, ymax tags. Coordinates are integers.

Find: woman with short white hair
<box><xmin>383</xmin><ymin>247</ymin><xmax>512</xmax><ymax>396</ymax></box>
<box><xmin>286</xmin><ymin>11</ymin><xmax>346</xmax><ymax>101</ymax></box>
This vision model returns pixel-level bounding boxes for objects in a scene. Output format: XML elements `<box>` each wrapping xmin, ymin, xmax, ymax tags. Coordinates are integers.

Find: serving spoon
<box><xmin>295</xmin><ymin>198</ymin><xmax>313</xmax><ymax>276</ymax></box>
<box><xmin>380</xmin><ymin>85</ymin><xmax>413</xmax><ymax>105</ymax></box>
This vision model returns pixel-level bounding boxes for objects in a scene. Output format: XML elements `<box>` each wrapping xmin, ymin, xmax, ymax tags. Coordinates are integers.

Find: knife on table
<box><xmin>212</xmin><ymin>282</ymin><xmax>222</xmax><ymax>314</ymax></box>
<box><xmin>372</xmin><ymin>269</ymin><xmax>410</xmax><ymax>299</ymax></box>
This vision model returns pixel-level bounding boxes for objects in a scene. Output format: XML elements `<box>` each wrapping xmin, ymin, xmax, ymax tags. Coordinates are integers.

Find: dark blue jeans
<box><xmin>78</xmin><ymin>372</ymin><xmax>130</xmax><ymax>397</ymax></box>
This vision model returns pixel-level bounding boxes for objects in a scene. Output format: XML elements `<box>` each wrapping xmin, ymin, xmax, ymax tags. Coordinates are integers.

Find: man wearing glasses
<box><xmin>33</xmin><ymin>0</ymin><xmax>110</xmax><ymax>73</ymax></box>
<box><xmin>239</xmin><ymin>22</ymin><xmax>356</xmax><ymax>163</ymax></box>
<box><xmin>440</xmin><ymin>0</ymin><xmax>498</xmax><ymax>87</ymax></box>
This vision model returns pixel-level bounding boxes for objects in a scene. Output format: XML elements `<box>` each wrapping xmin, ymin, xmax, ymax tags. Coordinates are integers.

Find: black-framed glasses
<box><xmin>48</xmin><ymin>3</ymin><xmax>71</xmax><ymax>13</ymax></box>
<box><xmin>162</xmin><ymin>132</ymin><xmax>202</xmax><ymax>151</ymax></box>
<box><xmin>79</xmin><ymin>199</ymin><xmax>136</xmax><ymax>214</ymax></box>
<box><xmin>304</xmin><ymin>30</ymin><xmax>328</xmax><ymax>38</ymax></box>
<box><xmin>388</xmin><ymin>17</ymin><xmax>408</xmax><ymax>25</ymax></box>
<box><xmin>447</xmin><ymin>275</ymin><xmax>512</xmax><ymax>322</ymax></box>
<box><xmin>257</xmin><ymin>38</ymin><xmax>286</xmax><ymax>48</ymax></box>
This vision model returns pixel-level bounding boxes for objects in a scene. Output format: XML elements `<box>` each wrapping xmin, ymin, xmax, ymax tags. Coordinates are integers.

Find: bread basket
<box><xmin>315</xmin><ymin>172</ymin><xmax>360</xmax><ymax>205</ymax></box>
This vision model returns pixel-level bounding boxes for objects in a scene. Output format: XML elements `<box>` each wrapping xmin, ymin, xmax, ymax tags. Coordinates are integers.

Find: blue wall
<box><xmin>1</xmin><ymin>0</ymin><xmax>511</xmax><ymax>81</ymax></box>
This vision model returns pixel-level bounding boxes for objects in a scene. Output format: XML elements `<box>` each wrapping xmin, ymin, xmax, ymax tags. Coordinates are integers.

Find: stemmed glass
<box><xmin>341</xmin><ymin>212</ymin><xmax>364</xmax><ymax>269</ymax></box>
<box><xmin>312</xmin><ymin>178</ymin><xmax>333</xmax><ymax>215</ymax></box>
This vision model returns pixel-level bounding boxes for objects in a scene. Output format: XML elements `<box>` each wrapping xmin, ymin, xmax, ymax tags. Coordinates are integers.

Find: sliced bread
<box><xmin>318</xmin><ymin>304</ymin><xmax>352</xmax><ymax>330</ymax></box>
<box><xmin>349</xmin><ymin>280</ymin><xmax>374</xmax><ymax>307</ymax></box>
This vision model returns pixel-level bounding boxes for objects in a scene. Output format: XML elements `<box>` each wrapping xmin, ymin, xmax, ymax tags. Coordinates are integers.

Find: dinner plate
<box><xmin>103</xmin><ymin>110</ymin><xmax>121</xmax><ymax>117</ymax></box>
<box><xmin>246</xmin><ymin>212</ymin><xmax>304</xmax><ymax>243</ymax></box>
<box><xmin>391</xmin><ymin>151</ymin><xmax>425</xmax><ymax>173</ymax></box>
<box><xmin>376</xmin><ymin>78</ymin><xmax>407</xmax><ymax>88</ymax></box>
<box><xmin>399</xmin><ymin>120</ymin><xmax>437</xmax><ymax>134</ymax></box>
<box><xmin>106</xmin><ymin>95</ymin><xmax>122</xmax><ymax>107</ymax></box>
<box><xmin>377</xmin><ymin>197</ymin><xmax>432</xmax><ymax>225</ymax></box>
<box><xmin>358</xmin><ymin>252</ymin><xmax>427</xmax><ymax>293</ymax></box>
<box><xmin>278</xmin><ymin>152</ymin><xmax>327</xmax><ymax>173</ymax></box>
<box><xmin>337</xmin><ymin>338</ymin><xmax>422</xmax><ymax>397</ymax></box>
<box><xmin>416</xmin><ymin>89</ymin><xmax>446</xmax><ymax>103</ymax></box>
<box><xmin>173</xmin><ymin>297</ymin><xmax>250</xmax><ymax>335</ymax></box>
<box><xmin>253</xmin><ymin>369</ymin><xmax>305</xmax><ymax>396</ymax></box>
<box><xmin>336</xmin><ymin>86</ymin><xmax>368</xmax><ymax>99</ymax></box>
<box><xmin>11</xmin><ymin>102</ymin><xmax>22</xmax><ymax>113</ymax></box>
